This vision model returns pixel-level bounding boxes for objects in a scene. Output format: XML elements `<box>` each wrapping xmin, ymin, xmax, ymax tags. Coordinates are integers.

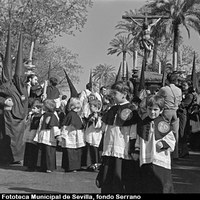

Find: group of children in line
<box><xmin>23</xmin><ymin>92</ymin><xmax>104</xmax><ymax>173</ymax></box>
<box><xmin>23</xmin><ymin>80</ymin><xmax>176</xmax><ymax>194</ymax></box>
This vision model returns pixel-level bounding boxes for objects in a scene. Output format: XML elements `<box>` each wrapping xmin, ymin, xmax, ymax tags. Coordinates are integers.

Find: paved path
<box><xmin>172</xmin><ymin>151</ymin><xmax>200</xmax><ymax>193</ymax></box>
<box><xmin>0</xmin><ymin>151</ymin><xmax>100</xmax><ymax>194</ymax></box>
<box><xmin>0</xmin><ymin>151</ymin><xmax>200</xmax><ymax>194</ymax></box>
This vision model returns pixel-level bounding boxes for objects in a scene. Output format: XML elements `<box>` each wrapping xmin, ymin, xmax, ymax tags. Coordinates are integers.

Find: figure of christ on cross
<box><xmin>130</xmin><ymin>16</ymin><xmax>161</xmax><ymax>54</ymax></box>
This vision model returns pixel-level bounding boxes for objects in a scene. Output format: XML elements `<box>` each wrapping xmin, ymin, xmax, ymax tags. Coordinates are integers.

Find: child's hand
<box><xmin>27</xmin><ymin>112</ymin><xmax>32</xmax><ymax>120</ymax></box>
<box><xmin>56</xmin><ymin>135</ymin><xmax>62</xmax><ymax>143</ymax></box>
<box><xmin>131</xmin><ymin>153</ymin><xmax>139</xmax><ymax>161</ymax></box>
<box><xmin>156</xmin><ymin>141</ymin><xmax>163</xmax><ymax>151</ymax></box>
<box><xmin>5</xmin><ymin>98</ymin><xmax>14</xmax><ymax>107</ymax></box>
<box><xmin>61</xmin><ymin>126</ymin><xmax>66</xmax><ymax>132</ymax></box>
<box><xmin>93</xmin><ymin>113</ymin><xmax>98</xmax><ymax>118</ymax></box>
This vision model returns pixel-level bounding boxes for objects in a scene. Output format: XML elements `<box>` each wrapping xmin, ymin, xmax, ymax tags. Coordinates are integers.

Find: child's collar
<box><xmin>118</xmin><ymin>100</ymin><xmax>129</xmax><ymax>106</ymax></box>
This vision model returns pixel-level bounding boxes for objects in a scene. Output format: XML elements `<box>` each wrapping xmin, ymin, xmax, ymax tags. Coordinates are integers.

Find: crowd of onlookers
<box><xmin>1</xmin><ymin>71</ymin><xmax>200</xmax><ymax>194</ymax></box>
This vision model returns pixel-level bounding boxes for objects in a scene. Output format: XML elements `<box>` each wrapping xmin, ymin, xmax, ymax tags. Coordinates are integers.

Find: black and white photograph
<box><xmin>0</xmin><ymin>0</ymin><xmax>200</xmax><ymax>196</ymax></box>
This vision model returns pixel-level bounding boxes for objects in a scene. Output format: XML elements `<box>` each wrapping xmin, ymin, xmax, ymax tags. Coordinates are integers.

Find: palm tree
<box><xmin>118</xmin><ymin>8</ymin><xmax>168</xmax><ymax>72</ymax></box>
<box><xmin>108</xmin><ymin>35</ymin><xmax>133</xmax><ymax>80</ymax></box>
<box><xmin>92</xmin><ymin>64</ymin><xmax>116</xmax><ymax>88</ymax></box>
<box><xmin>147</xmin><ymin>0</ymin><xmax>200</xmax><ymax>70</ymax></box>
<box><xmin>116</xmin><ymin>10</ymin><xmax>143</xmax><ymax>70</ymax></box>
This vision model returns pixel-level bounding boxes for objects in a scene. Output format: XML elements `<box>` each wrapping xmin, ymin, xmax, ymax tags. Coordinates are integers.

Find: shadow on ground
<box><xmin>8</xmin><ymin>187</ymin><xmax>61</xmax><ymax>193</ymax></box>
<box><xmin>172</xmin><ymin>151</ymin><xmax>200</xmax><ymax>193</ymax></box>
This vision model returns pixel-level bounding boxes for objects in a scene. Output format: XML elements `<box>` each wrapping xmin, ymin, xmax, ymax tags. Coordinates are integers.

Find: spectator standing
<box><xmin>43</xmin><ymin>77</ymin><xmax>61</xmax><ymax>108</ymax></box>
<box><xmin>26</xmin><ymin>74</ymin><xmax>43</xmax><ymax>109</ymax></box>
<box><xmin>189</xmin><ymin>104</ymin><xmax>200</xmax><ymax>150</ymax></box>
<box><xmin>157</xmin><ymin>73</ymin><xmax>182</xmax><ymax>159</ymax></box>
<box><xmin>177</xmin><ymin>81</ymin><xmax>194</xmax><ymax>158</ymax></box>
<box><xmin>99</xmin><ymin>86</ymin><xmax>110</xmax><ymax>114</ymax></box>
<box><xmin>79</xmin><ymin>83</ymin><xmax>92</xmax><ymax>118</ymax></box>
<box><xmin>79</xmin><ymin>82</ymin><xmax>102</xmax><ymax>118</ymax></box>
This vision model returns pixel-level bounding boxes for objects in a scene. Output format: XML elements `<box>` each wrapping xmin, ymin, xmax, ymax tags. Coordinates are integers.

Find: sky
<box><xmin>56</xmin><ymin>0</ymin><xmax>200</xmax><ymax>93</ymax></box>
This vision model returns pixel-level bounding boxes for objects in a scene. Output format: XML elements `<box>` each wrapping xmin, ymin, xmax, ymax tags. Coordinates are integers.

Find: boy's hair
<box><xmin>86</xmin><ymin>83</ymin><xmax>92</xmax><ymax>90</ymax></box>
<box><xmin>166</xmin><ymin>73</ymin><xmax>179</xmax><ymax>84</ymax></box>
<box><xmin>111</xmin><ymin>81</ymin><xmax>130</xmax><ymax>94</ymax></box>
<box><xmin>32</xmin><ymin>99</ymin><xmax>43</xmax><ymax>109</ymax></box>
<box><xmin>61</xmin><ymin>95</ymin><xmax>67</xmax><ymax>100</ymax></box>
<box><xmin>89</xmin><ymin>99</ymin><xmax>102</xmax><ymax>110</ymax></box>
<box><xmin>68</xmin><ymin>97</ymin><xmax>81</xmax><ymax>111</ymax></box>
<box><xmin>100</xmin><ymin>86</ymin><xmax>106</xmax><ymax>92</ymax></box>
<box><xmin>131</xmin><ymin>96</ymin><xmax>142</xmax><ymax>104</ymax></box>
<box><xmin>49</xmin><ymin>77</ymin><xmax>58</xmax><ymax>86</ymax></box>
<box><xmin>43</xmin><ymin>99</ymin><xmax>56</xmax><ymax>112</ymax></box>
<box><xmin>146</xmin><ymin>95</ymin><xmax>165</xmax><ymax>110</ymax></box>
<box><xmin>26</xmin><ymin>74</ymin><xmax>37</xmax><ymax>83</ymax></box>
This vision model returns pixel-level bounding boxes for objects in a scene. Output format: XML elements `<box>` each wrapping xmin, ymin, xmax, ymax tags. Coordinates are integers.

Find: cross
<box><xmin>122</xmin><ymin>9</ymin><xmax>169</xmax><ymax>71</ymax></box>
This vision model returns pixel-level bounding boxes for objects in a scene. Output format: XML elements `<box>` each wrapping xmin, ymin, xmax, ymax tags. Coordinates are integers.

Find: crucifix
<box><xmin>122</xmin><ymin>9</ymin><xmax>169</xmax><ymax>71</ymax></box>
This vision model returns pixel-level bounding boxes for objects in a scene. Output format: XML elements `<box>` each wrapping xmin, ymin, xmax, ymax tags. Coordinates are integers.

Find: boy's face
<box><xmin>147</xmin><ymin>105</ymin><xmax>163</xmax><ymax>119</ymax></box>
<box><xmin>101</xmin><ymin>88</ymin><xmax>107</xmax><ymax>96</ymax></box>
<box><xmin>73</xmin><ymin>107</ymin><xmax>81</xmax><ymax>113</ymax></box>
<box><xmin>31</xmin><ymin>76</ymin><xmax>38</xmax><ymax>86</ymax></box>
<box><xmin>90</xmin><ymin>104</ymin><xmax>99</xmax><ymax>113</ymax></box>
<box><xmin>112</xmin><ymin>90</ymin><xmax>126</xmax><ymax>104</ymax></box>
<box><xmin>72</xmin><ymin>103</ymin><xmax>82</xmax><ymax>113</ymax></box>
<box><xmin>32</xmin><ymin>106</ymin><xmax>41</xmax><ymax>114</ymax></box>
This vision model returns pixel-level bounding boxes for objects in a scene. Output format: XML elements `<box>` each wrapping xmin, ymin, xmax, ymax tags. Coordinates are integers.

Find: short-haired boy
<box><xmin>135</xmin><ymin>95</ymin><xmax>176</xmax><ymax>193</ymax></box>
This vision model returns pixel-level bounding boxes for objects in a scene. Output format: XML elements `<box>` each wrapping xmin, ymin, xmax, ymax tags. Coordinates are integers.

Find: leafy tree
<box><xmin>154</xmin><ymin>32</ymin><xmax>173</xmax><ymax>73</ymax></box>
<box><xmin>116</xmin><ymin>9</ymin><xmax>144</xmax><ymax>69</ymax></box>
<box><xmin>92</xmin><ymin>64</ymin><xmax>116</xmax><ymax>88</ymax></box>
<box><xmin>0</xmin><ymin>0</ymin><xmax>93</xmax><ymax>61</ymax></box>
<box><xmin>117</xmin><ymin>8</ymin><xmax>167</xmax><ymax>72</ymax></box>
<box><xmin>0</xmin><ymin>0</ymin><xmax>92</xmax><ymax>90</ymax></box>
<box><xmin>33</xmin><ymin>45</ymin><xmax>82</xmax><ymax>93</ymax></box>
<box><xmin>178</xmin><ymin>44</ymin><xmax>200</xmax><ymax>74</ymax></box>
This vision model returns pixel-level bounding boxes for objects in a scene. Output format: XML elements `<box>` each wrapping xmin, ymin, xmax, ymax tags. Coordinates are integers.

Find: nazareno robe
<box><xmin>0</xmin><ymin>77</ymin><xmax>28</xmax><ymax>164</ymax></box>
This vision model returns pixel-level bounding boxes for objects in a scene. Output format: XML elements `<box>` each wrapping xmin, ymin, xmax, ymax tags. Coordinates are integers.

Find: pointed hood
<box><xmin>63</xmin><ymin>69</ymin><xmax>79</xmax><ymax>98</ymax></box>
<box><xmin>2</xmin><ymin>26</ymin><xmax>12</xmax><ymax>83</ymax></box>
<box><xmin>115</xmin><ymin>63</ymin><xmax>122</xmax><ymax>83</ymax></box>
<box><xmin>88</xmin><ymin>69</ymin><xmax>93</xmax><ymax>89</ymax></box>
<box><xmin>14</xmin><ymin>33</ymin><xmax>24</xmax><ymax>77</ymax></box>
<box><xmin>126</xmin><ymin>62</ymin><xmax>129</xmax><ymax>81</ymax></box>
<box><xmin>138</xmin><ymin>59</ymin><xmax>145</xmax><ymax>91</ymax></box>
<box><xmin>191</xmin><ymin>51</ymin><xmax>198</xmax><ymax>93</ymax></box>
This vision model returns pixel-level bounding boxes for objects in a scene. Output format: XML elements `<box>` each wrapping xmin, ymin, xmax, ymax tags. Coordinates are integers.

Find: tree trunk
<box><xmin>122</xmin><ymin>52</ymin><xmax>126</xmax><ymax>81</ymax></box>
<box><xmin>173</xmin><ymin>23</ymin><xmax>179</xmax><ymax>71</ymax></box>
